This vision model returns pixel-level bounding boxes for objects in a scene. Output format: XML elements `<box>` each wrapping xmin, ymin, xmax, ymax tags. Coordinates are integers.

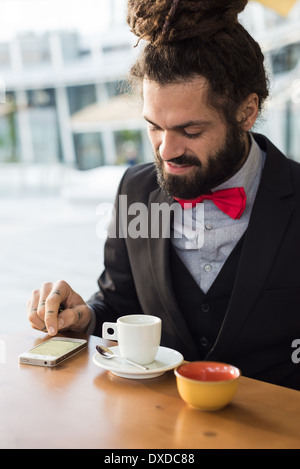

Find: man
<box><xmin>27</xmin><ymin>0</ymin><xmax>300</xmax><ymax>389</ymax></box>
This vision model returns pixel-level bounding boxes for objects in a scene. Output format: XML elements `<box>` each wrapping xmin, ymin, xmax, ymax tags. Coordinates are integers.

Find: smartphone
<box><xmin>19</xmin><ymin>337</ymin><xmax>87</xmax><ymax>367</ymax></box>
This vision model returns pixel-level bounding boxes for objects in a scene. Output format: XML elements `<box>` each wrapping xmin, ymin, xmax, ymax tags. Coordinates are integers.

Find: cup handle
<box><xmin>102</xmin><ymin>322</ymin><xmax>118</xmax><ymax>340</ymax></box>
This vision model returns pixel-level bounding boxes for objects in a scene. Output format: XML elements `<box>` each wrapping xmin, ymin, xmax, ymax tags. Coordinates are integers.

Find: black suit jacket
<box><xmin>88</xmin><ymin>134</ymin><xmax>300</xmax><ymax>390</ymax></box>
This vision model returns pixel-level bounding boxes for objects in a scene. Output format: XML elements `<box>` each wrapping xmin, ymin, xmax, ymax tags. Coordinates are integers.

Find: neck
<box><xmin>238</xmin><ymin>132</ymin><xmax>251</xmax><ymax>171</ymax></box>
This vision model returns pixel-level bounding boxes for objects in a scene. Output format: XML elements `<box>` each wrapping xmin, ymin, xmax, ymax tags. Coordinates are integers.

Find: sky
<box><xmin>0</xmin><ymin>0</ymin><xmax>126</xmax><ymax>40</ymax></box>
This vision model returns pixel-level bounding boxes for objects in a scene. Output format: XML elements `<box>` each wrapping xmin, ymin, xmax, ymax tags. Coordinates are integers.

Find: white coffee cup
<box><xmin>102</xmin><ymin>315</ymin><xmax>162</xmax><ymax>365</ymax></box>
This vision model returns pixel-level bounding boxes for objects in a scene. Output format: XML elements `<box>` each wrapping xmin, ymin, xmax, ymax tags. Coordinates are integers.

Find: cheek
<box><xmin>189</xmin><ymin>139</ymin><xmax>212</xmax><ymax>165</ymax></box>
<box><xmin>195</xmin><ymin>130</ymin><xmax>227</xmax><ymax>159</ymax></box>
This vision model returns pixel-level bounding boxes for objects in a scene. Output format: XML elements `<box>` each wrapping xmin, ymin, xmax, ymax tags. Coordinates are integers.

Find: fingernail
<box><xmin>48</xmin><ymin>326</ymin><xmax>56</xmax><ymax>336</ymax></box>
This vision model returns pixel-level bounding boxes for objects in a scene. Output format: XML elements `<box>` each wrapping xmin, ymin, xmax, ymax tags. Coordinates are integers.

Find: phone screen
<box><xmin>28</xmin><ymin>339</ymin><xmax>82</xmax><ymax>357</ymax></box>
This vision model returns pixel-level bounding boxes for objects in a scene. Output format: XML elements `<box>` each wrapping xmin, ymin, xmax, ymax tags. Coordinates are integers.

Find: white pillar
<box><xmin>96</xmin><ymin>82</ymin><xmax>117</xmax><ymax>165</ymax></box>
<box><xmin>49</xmin><ymin>33</ymin><xmax>76</xmax><ymax>165</ymax></box>
<box><xmin>10</xmin><ymin>38</ymin><xmax>35</xmax><ymax>163</ymax></box>
<box><xmin>102</xmin><ymin>128</ymin><xmax>116</xmax><ymax>164</ymax></box>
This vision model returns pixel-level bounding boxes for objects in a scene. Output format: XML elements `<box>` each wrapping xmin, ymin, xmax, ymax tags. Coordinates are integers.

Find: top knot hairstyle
<box><xmin>127</xmin><ymin>0</ymin><xmax>248</xmax><ymax>44</ymax></box>
<box><xmin>127</xmin><ymin>0</ymin><xmax>269</xmax><ymax>124</ymax></box>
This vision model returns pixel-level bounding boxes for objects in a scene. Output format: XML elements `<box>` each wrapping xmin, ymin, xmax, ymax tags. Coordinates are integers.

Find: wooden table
<box><xmin>1</xmin><ymin>330</ymin><xmax>300</xmax><ymax>450</ymax></box>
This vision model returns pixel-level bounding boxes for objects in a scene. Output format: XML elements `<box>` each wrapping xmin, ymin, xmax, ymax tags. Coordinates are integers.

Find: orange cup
<box><xmin>174</xmin><ymin>361</ymin><xmax>241</xmax><ymax>411</ymax></box>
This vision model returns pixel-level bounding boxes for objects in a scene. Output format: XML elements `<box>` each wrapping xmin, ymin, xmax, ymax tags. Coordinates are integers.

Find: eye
<box><xmin>182</xmin><ymin>130</ymin><xmax>203</xmax><ymax>139</ymax></box>
<box><xmin>147</xmin><ymin>123</ymin><xmax>162</xmax><ymax>133</ymax></box>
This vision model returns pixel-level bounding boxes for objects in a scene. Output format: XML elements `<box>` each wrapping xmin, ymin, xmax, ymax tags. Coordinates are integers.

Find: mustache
<box><xmin>155</xmin><ymin>150</ymin><xmax>202</xmax><ymax>167</ymax></box>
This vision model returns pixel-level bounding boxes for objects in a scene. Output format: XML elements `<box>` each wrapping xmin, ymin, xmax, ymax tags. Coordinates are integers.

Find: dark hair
<box><xmin>127</xmin><ymin>0</ymin><xmax>269</xmax><ymax>124</ymax></box>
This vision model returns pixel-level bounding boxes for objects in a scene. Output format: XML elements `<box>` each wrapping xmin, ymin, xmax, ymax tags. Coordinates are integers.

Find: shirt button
<box><xmin>200</xmin><ymin>337</ymin><xmax>209</xmax><ymax>347</ymax></box>
<box><xmin>201</xmin><ymin>303</ymin><xmax>210</xmax><ymax>313</ymax></box>
<box><xmin>205</xmin><ymin>223</ymin><xmax>213</xmax><ymax>230</ymax></box>
<box><xmin>204</xmin><ymin>264</ymin><xmax>212</xmax><ymax>272</ymax></box>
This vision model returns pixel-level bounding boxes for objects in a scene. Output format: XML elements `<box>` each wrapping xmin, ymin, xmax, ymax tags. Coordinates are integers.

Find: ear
<box><xmin>236</xmin><ymin>93</ymin><xmax>259</xmax><ymax>131</ymax></box>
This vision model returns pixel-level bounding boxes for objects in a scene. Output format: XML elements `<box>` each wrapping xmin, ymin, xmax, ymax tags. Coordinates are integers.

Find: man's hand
<box><xmin>27</xmin><ymin>280</ymin><xmax>92</xmax><ymax>336</ymax></box>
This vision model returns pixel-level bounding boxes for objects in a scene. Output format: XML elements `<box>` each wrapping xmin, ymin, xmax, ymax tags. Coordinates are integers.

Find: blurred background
<box><xmin>1</xmin><ymin>0</ymin><xmax>300</xmax><ymax>333</ymax></box>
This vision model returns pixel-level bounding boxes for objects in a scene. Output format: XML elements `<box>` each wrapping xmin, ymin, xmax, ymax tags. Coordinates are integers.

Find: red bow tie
<box><xmin>174</xmin><ymin>187</ymin><xmax>246</xmax><ymax>219</ymax></box>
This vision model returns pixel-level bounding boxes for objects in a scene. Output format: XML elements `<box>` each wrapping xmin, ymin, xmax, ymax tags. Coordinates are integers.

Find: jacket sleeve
<box><xmin>86</xmin><ymin>168</ymin><xmax>143</xmax><ymax>337</ymax></box>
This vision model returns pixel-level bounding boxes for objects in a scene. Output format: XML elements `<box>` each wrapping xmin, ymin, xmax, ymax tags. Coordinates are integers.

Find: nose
<box><xmin>159</xmin><ymin>131</ymin><xmax>185</xmax><ymax>161</ymax></box>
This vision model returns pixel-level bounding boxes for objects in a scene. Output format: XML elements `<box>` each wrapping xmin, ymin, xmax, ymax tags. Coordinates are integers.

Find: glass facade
<box><xmin>0</xmin><ymin>28</ymin><xmax>146</xmax><ymax>170</ymax></box>
<box><xmin>74</xmin><ymin>132</ymin><xmax>104</xmax><ymax>170</ymax></box>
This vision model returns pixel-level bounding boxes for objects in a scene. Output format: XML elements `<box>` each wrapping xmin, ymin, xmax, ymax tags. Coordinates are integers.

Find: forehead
<box><xmin>142</xmin><ymin>77</ymin><xmax>220</xmax><ymax>126</ymax></box>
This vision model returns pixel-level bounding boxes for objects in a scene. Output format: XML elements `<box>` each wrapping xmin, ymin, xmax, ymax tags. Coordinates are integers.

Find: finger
<box><xmin>37</xmin><ymin>298</ymin><xmax>46</xmax><ymax>321</ymax></box>
<box><xmin>27</xmin><ymin>290</ymin><xmax>47</xmax><ymax>331</ymax></box>
<box><xmin>57</xmin><ymin>305</ymin><xmax>91</xmax><ymax>332</ymax></box>
<box><xmin>44</xmin><ymin>281</ymin><xmax>70</xmax><ymax>335</ymax></box>
<box><xmin>56</xmin><ymin>309</ymin><xmax>78</xmax><ymax>331</ymax></box>
<box><xmin>36</xmin><ymin>281</ymin><xmax>54</xmax><ymax>322</ymax></box>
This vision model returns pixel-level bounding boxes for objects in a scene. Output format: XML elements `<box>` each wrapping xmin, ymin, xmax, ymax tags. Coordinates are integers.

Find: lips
<box><xmin>168</xmin><ymin>162</ymin><xmax>190</xmax><ymax>167</ymax></box>
<box><xmin>164</xmin><ymin>161</ymin><xmax>193</xmax><ymax>174</ymax></box>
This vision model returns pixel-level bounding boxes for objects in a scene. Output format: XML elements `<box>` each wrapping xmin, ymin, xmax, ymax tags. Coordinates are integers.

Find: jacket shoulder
<box><xmin>289</xmin><ymin>158</ymin><xmax>300</xmax><ymax>175</ymax></box>
<box><xmin>254</xmin><ymin>133</ymin><xmax>300</xmax><ymax>195</ymax></box>
<box><xmin>120</xmin><ymin>163</ymin><xmax>158</xmax><ymax>196</ymax></box>
<box><xmin>289</xmin><ymin>158</ymin><xmax>300</xmax><ymax>196</ymax></box>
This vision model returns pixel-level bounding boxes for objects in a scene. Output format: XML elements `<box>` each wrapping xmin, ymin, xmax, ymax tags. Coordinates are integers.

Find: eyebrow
<box><xmin>143</xmin><ymin>116</ymin><xmax>212</xmax><ymax>130</ymax></box>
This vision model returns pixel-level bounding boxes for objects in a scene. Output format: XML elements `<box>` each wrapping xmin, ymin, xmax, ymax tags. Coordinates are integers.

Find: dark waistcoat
<box><xmin>170</xmin><ymin>234</ymin><xmax>246</xmax><ymax>359</ymax></box>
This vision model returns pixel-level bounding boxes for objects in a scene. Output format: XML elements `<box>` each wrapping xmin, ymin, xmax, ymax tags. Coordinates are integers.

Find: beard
<box><xmin>154</xmin><ymin>124</ymin><xmax>247</xmax><ymax>200</ymax></box>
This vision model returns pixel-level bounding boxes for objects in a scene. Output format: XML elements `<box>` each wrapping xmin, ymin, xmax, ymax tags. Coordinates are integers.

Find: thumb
<box><xmin>57</xmin><ymin>305</ymin><xmax>91</xmax><ymax>331</ymax></box>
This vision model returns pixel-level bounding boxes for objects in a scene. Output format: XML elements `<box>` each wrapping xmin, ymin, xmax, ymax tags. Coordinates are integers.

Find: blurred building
<box><xmin>0</xmin><ymin>18</ymin><xmax>150</xmax><ymax>170</ymax></box>
<box><xmin>242</xmin><ymin>1</ymin><xmax>300</xmax><ymax>162</ymax></box>
<box><xmin>0</xmin><ymin>0</ymin><xmax>299</xmax><ymax>172</ymax></box>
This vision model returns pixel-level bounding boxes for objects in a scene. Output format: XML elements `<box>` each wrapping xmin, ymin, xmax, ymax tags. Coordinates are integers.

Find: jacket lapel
<box><xmin>147</xmin><ymin>187</ymin><xmax>200</xmax><ymax>357</ymax></box>
<box><xmin>207</xmin><ymin>135</ymin><xmax>297</xmax><ymax>358</ymax></box>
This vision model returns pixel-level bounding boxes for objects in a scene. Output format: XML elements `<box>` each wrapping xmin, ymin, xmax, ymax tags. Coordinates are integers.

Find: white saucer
<box><xmin>92</xmin><ymin>345</ymin><xmax>184</xmax><ymax>379</ymax></box>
